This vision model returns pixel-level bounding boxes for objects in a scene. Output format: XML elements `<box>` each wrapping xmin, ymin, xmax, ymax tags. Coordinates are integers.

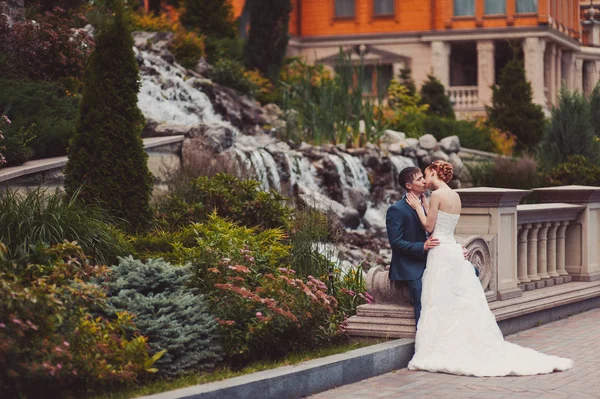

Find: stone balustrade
<box><xmin>346</xmin><ymin>185</ymin><xmax>600</xmax><ymax>339</ymax></box>
<box><xmin>447</xmin><ymin>86</ymin><xmax>479</xmax><ymax>111</ymax></box>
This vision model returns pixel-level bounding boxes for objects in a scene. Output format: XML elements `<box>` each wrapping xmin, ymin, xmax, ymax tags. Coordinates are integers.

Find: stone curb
<box><xmin>139</xmin><ymin>339</ymin><xmax>415</xmax><ymax>399</ymax></box>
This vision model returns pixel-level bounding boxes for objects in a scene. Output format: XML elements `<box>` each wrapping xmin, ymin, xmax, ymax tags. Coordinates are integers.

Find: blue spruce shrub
<box><xmin>105</xmin><ymin>257</ymin><xmax>222</xmax><ymax>376</ymax></box>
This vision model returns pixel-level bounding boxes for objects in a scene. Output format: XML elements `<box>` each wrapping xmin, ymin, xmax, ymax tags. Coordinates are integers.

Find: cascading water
<box><xmin>339</xmin><ymin>152</ymin><xmax>370</xmax><ymax>193</ymax></box>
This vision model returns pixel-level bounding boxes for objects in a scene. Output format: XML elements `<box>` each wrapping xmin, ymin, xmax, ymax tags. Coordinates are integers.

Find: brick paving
<box><xmin>310</xmin><ymin>308</ymin><xmax>600</xmax><ymax>399</ymax></box>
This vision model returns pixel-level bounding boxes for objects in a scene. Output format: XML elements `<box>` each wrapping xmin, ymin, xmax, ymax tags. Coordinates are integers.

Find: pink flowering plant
<box><xmin>0</xmin><ymin>115</ymin><xmax>8</xmax><ymax>165</ymax></box>
<box><xmin>0</xmin><ymin>242</ymin><xmax>162</xmax><ymax>397</ymax></box>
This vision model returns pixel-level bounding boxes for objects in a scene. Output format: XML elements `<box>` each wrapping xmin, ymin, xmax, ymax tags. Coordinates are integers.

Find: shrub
<box><xmin>333</xmin><ymin>265</ymin><xmax>371</xmax><ymax>318</ymax></box>
<box><xmin>289</xmin><ymin>206</ymin><xmax>334</xmax><ymax>279</ymax></box>
<box><xmin>64</xmin><ymin>0</ymin><xmax>153</xmax><ymax>232</ymax></box>
<box><xmin>204</xmin><ymin>36</ymin><xmax>244</xmax><ymax>64</ymax></box>
<box><xmin>590</xmin><ymin>81</ymin><xmax>600</xmax><ymax>138</ymax></box>
<box><xmin>538</xmin><ymin>88</ymin><xmax>600</xmax><ymax>169</ymax></box>
<box><xmin>169</xmin><ymin>28</ymin><xmax>205</xmax><ymax>69</ymax></box>
<box><xmin>0</xmin><ymin>242</ymin><xmax>161</xmax><ymax>398</ymax></box>
<box><xmin>486</xmin><ymin>58</ymin><xmax>546</xmax><ymax>153</ymax></box>
<box><xmin>0</xmin><ymin>78</ymin><xmax>80</xmax><ymax>163</ymax></box>
<box><xmin>467</xmin><ymin>156</ymin><xmax>539</xmax><ymax>189</ymax></box>
<box><xmin>244</xmin><ymin>0</ymin><xmax>292</xmax><ymax>82</ymax></box>
<box><xmin>0</xmin><ymin>7</ymin><xmax>93</xmax><ymax>81</ymax></box>
<box><xmin>419</xmin><ymin>75</ymin><xmax>455</xmax><ymax>119</ymax></box>
<box><xmin>398</xmin><ymin>66</ymin><xmax>417</xmax><ymax>97</ymax></box>
<box><xmin>104</xmin><ymin>257</ymin><xmax>222</xmax><ymax>377</ymax></box>
<box><xmin>157</xmin><ymin>173</ymin><xmax>291</xmax><ymax>231</ymax></box>
<box><xmin>542</xmin><ymin>155</ymin><xmax>600</xmax><ymax>187</ymax></box>
<box><xmin>179</xmin><ymin>0</ymin><xmax>236</xmax><ymax>39</ymax></box>
<box><xmin>0</xmin><ymin>188</ymin><xmax>131</xmax><ymax>266</ymax></box>
<box><xmin>127</xmin><ymin>9</ymin><xmax>178</xmax><ymax>32</ymax></box>
<box><xmin>1</xmin><ymin>123</ymin><xmax>36</xmax><ymax>165</ymax></box>
<box><xmin>244</xmin><ymin>69</ymin><xmax>278</xmax><ymax>104</ymax></box>
<box><xmin>421</xmin><ymin>115</ymin><xmax>496</xmax><ymax>152</ymax></box>
<box><xmin>488</xmin><ymin>126</ymin><xmax>517</xmax><ymax>156</ymax></box>
<box><xmin>0</xmin><ymin>115</ymin><xmax>7</xmax><ymax>165</ymax></box>
<box><xmin>210</xmin><ymin>58</ymin><xmax>257</xmax><ymax>95</ymax></box>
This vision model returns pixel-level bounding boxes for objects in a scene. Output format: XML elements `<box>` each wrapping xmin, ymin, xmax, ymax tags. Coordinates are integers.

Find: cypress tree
<box><xmin>244</xmin><ymin>0</ymin><xmax>292</xmax><ymax>82</ymax></box>
<box><xmin>486</xmin><ymin>58</ymin><xmax>545</xmax><ymax>153</ymax></box>
<box><xmin>64</xmin><ymin>0</ymin><xmax>153</xmax><ymax>232</ymax></box>
<box><xmin>180</xmin><ymin>0</ymin><xmax>236</xmax><ymax>39</ymax></box>
<box><xmin>420</xmin><ymin>74</ymin><xmax>455</xmax><ymax>119</ymax></box>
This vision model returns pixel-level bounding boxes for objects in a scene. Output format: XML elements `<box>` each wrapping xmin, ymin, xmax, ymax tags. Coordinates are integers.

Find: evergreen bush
<box><xmin>243</xmin><ymin>0</ymin><xmax>292</xmax><ymax>82</ymax></box>
<box><xmin>64</xmin><ymin>0</ymin><xmax>153</xmax><ymax>232</ymax></box>
<box><xmin>179</xmin><ymin>0</ymin><xmax>236</xmax><ymax>39</ymax></box>
<box><xmin>542</xmin><ymin>155</ymin><xmax>600</xmax><ymax>186</ymax></box>
<box><xmin>486</xmin><ymin>58</ymin><xmax>546</xmax><ymax>153</ymax></box>
<box><xmin>398</xmin><ymin>66</ymin><xmax>416</xmax><ymax>97</ymax></box>
<box><xmin>538</xmin><ymin>88</ymin><xmax>600</xmax><ymax>169</ymax></box>
<box><xmin>104</xmin><ymin>257</ymin><xmax>222</xmax><ymax>376</ymax></box>
<box><xmin>419</xmin><ymin>75</ymin><xmax>455</xmax><ymax>119</ymax></box>
<box><xmin>590</xmin><ymin>81</ymin><xmax>600</xmax><ymax>138</ymax></box>
<box><xmin>209</xmin><ymin>58</ymin><xmax>257</xmax><ymax>95</ymax></box>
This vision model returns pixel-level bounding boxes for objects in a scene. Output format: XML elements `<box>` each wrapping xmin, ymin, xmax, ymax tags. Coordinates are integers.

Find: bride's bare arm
<box><xmin>407</xmin><ymin>192</ymin><xmax>440</xmax><ymax>233</ymax></box>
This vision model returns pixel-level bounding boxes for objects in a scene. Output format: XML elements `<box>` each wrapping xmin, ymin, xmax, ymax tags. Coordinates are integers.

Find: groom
<box><xmin>386</xmin><ymin>166</ymin><xmax>438</xmax><ymax>326</ymax></box>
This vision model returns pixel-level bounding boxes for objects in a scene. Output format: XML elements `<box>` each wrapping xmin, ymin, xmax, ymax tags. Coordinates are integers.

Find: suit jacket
<box><xmin>386</xmin><ymin>196</ymin><xmax>428</xmax><ymax>281</ymax></box>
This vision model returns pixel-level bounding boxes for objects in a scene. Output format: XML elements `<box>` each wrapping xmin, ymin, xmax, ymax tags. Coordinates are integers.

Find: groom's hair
<box><xmin>398</xmin><ymin>167</ymin><xmax>421</xmax><ymax>190</ymax></box>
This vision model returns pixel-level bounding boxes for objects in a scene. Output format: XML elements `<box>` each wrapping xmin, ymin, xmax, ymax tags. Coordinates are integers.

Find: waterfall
<box><xmin>339</xmin><ymin>152</ymin><xmax>370</xmax><ymax>192</ymax></box>
<box><xmin>389</xmin><ymin>155</ymin><xmax>417</xmax><ymax>188</ymax></box>
<box><xmin>247</xmin><ymin>149</ymin><xmax>270</xmax><ymax>191</ymax></box>
<box><xmin>258</xmin><ymin>149</ymin><xmax>281</xmax><ymax>192</ymax></box>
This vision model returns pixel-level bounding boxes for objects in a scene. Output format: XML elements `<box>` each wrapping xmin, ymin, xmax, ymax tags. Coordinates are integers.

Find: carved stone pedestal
<box><xmin>345</xmin><ymin>266</ymin><xmax>417</xmax><ymax>339</ymax></box>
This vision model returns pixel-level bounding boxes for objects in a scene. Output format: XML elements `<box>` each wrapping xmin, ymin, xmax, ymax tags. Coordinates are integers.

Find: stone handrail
<box><xmin>447</xmin><ymin>86</ymin><xmax>479</xmax><ymax>110</ymax></box>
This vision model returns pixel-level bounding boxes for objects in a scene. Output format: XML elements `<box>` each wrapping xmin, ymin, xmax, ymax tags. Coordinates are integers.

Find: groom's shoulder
<box><xmin>387</xmin><ymin>200</ymin><xmax>405</xmax><ymax>213</ymax></box>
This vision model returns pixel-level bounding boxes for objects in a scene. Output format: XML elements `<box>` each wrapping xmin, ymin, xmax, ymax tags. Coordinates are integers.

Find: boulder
<box><xmin>448</xmin><ymin>152</ymin><xmax>465</xmax><ymax>179</ymax></box>
<box><xmin>381</xmin><ymin>130</ymin><xmax>406</xmax><ymax>144</ymax></box>
<box><xmin>347</xmin><ymin>188</ymin><xmax>369</xmax><ymax>217</ymax></box>
<box><xmin>298</xmin><ymin>189</ymin><xmax>361</xmax><ymax>230</ymax></box>
<box><xmin>440</xmin><ymin>135</ymin><xmax>461</xmax><ymax>153</ymax></box>
<box><xmin>431</xmin><ymin>150</ymin><xmax>450</xmax><ymax>162</ymax></box>
<box><xmin>418</xmin><ymin>134</ymin><xmax>437</xmax><ymax>151</ymax></box>
<box><xmin>388</xmin><ymin>141</ymin><xmax>406</xmax><ymax>155</ymax></box>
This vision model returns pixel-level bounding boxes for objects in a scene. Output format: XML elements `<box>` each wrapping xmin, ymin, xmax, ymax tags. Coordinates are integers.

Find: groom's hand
<box><xmin>424</xmin><ymin>236</ymin><xmax>440</xmax><ymax>251</ymax></box>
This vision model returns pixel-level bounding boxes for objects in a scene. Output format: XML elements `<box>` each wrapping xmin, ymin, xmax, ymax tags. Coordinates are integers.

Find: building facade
<box><xmin>232</xmin><ymin>0</ymin><xmax>600</xmax><ymax>117</ymax></box>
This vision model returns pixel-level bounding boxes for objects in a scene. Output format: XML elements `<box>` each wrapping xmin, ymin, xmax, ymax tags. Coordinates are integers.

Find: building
<box><xmin>232</xmin><ymin>0</ymin><xmax>600</xmax><ymax>118</ymax></box>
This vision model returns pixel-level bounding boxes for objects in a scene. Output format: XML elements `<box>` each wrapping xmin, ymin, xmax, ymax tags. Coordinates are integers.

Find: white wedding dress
<box><xmin>408</xmin><ymin>210</ymin><xmax>574</xmax><ymax>377</ymax></box>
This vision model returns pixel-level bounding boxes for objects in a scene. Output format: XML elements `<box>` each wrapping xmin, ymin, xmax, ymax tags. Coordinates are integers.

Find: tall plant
<box><xmin>64</xmin><ymin>0</ymin><xmax>153</xmax><ymax>232</ymax></box>
<box><xmin>244</xmin><ymin>0</ymin><xmax>292</xmax><ymax>82</ymax></box>
<box><xmin>590</xmin><ymin>81</ymin><xmax>600</xmax><ymax>138</ymax></box>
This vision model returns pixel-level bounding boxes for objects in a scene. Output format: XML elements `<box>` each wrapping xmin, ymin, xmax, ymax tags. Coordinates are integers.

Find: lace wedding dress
<box><xmin>408</xmin><ymin>210</ymin><xmax>574</xmax><ymax>377</ymax></box>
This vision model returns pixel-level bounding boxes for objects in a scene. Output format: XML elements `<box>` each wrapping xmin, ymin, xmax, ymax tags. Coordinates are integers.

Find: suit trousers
<box><xmin>407</xmin><ymin>278</ymin><xmax>423</xmax><ymax>327</ymax></box>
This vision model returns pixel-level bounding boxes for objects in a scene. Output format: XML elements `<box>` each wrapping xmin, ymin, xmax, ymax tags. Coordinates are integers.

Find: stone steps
<box><xmin>347</xmin><ymin>303</ymin><xmax>416</xmax><ymax>339</ymax></box>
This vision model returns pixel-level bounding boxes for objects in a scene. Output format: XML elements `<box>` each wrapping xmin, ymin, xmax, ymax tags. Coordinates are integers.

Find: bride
<box><xmin>405</xmin><ymin>160</ymin><xmax>573</xmax><ymax>377</ymax></box>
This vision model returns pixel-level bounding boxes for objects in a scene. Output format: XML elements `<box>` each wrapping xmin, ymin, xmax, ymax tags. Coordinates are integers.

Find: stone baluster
<box><xmin>527</xmin><ymin>223</ymin><xmax>541</xmax><ymax>282</ymax></box>
<box><xmin>546</xmin><ymin>222</ymin><xmax>560</xmax><ymax>281</ymax></box>
<box><xmin>556</xmin><ymin>221</ymin><xmax>570</xmax><ymax>283</ymax></box>
<box><xmin>517</xmin><ymin>224</ymin><xmax>531</xmax><ymax>285</ymax></box>
<box><xmin>537</xmin><ymin>223</ymin><xmax>551</xmax><ymax>285</ymax></box>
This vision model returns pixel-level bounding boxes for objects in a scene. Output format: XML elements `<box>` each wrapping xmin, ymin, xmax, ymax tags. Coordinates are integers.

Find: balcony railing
<box><xmin>448</xmin><ymin>86</ymin><xmax>479</xmax><ymax>111</ymax></box>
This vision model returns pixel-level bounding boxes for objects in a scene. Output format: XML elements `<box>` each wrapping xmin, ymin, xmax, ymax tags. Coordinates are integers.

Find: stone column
<box><xmin>455</xmin><ymin>188</ymin><xmax>532</xmax><ymax>300</ymax></box>
<box><xmin>431</xmin><ymin>41</ymin><xmax>451</xmax><ymax>88</ymax></box>
<box><xmin>527</xmin><ymin>223</ymin><xmax>541</xmax><ymax>282</ymax></box>
<box><xmin>562</xmin><ymin>51</ymin><xmax>573</xmax><ymax>91</ymax></box>
<box><xmin>574</xmin><ymin>58</ymin><xmax>584</xmax><ymax>94</ymax></box>
<box><xmin>517</xmin><ymin>224</ymin><xmax>531</xmax><ymax>284</ymax></box>
<box><xmin>547</xmin><ymin>222</ymin><xmax>560</xmax><ymax>279</ymax></box>
<box><xmin>556</xmin><ymin>221</ymin><xmax>569</xmax><ymax>282</ymax></box>
<box><xmin>537</xmin><ymin>223</ymin><xmax>551</xmax><ymax>282</ymax></box>
<box><xmin>557</xmin><ymin>48</ymin><xmax>563</xmax><ymax>94</ymax></box>
<box><xmin>584</xmin><ymin>61</ymin><xmax>600</xmax><ymax>96</ymax></box>
<box><xmin>548</xmin><ymin>43</ymin><xmax>557</xmax><ymax>106</ymax></box>
<box><xmin>477</xmin><ymin>40</ymin><xmax>495</xmax><ymax>108</ymax></box>
<box><xmin>534</xmin><ymin>186</ymin><xmax>600</xmax><ymax>282</ymax></box>
<box><xmin>523</xmin><ymin>37</ymin><xmax>547</xmax><ymax>107</ymax></box>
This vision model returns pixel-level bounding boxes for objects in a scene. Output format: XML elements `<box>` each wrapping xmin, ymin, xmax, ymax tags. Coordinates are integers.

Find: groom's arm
<box><xmin>386</xmin><ymin>206</ymin><xmax>426</xmax><ymax>257</ymax></box>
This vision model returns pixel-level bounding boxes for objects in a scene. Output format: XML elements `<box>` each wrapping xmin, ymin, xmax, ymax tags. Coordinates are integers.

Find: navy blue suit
<box><xmin>386</xmin><ymin>196</ymin><xmax>428</xmax><ymax>324</ymax></box>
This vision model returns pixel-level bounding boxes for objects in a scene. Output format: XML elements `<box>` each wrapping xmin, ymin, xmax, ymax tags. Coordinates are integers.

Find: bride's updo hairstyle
<box><xmin>426</xmin><ymin>160</ymin><xmax>453</xmax><ymax>183</ymax></box>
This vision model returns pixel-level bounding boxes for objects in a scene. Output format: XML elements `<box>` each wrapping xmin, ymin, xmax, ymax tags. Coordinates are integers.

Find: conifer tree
<box><xmin>420</xmin><ymin>74</ymin><xmax>455</xmax><ymax>119</ymax></box>
<box><xmin>539</xmin><ymin>88</ymin><xmax>600</xmax><ymax>169</ymax></box>
<box><xmin>244</xmin><ymin>0</ymin><xmax>292</xmax><ymax>82</ymax></box>
<box><xmin>180</xmin><ymin>0</ymin><xmax>236</xmax><ymax>39</ymax></box>
<box><xmin>64</xmin><ymin>0</ymin><xmax>152</xmax><ymax>232</ymax></box>
<box><xmin>590</xmin><ymin>81</ymin><xmax>600</xmax><ymax>138</ymax></box>
<box><xmin>486</xmin><ymin>58</ymin><xmax>545</xmax><ymax>153</ymax></box>
<box><xmin>398</xmin><ymin>66</ymin><xmax>417</xmax><ymax>97</ymax></box>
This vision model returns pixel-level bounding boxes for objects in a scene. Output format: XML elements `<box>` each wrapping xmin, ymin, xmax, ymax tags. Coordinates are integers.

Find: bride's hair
<box><xmin>426</xmin><ymin>161</ymin><xmax>453</xmax><ymax>183</ymax></box>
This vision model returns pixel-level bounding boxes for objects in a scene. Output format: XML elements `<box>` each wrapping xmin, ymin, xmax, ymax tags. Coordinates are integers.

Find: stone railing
<box><xmin>346</xmin><ymin>185</ymin><xmax>600</xmax><ymax>339</ymax></box>
<box><xmin>448</xmin><ymin>86</ymin><xmax>479</xmax><ymax>111</ymax></box>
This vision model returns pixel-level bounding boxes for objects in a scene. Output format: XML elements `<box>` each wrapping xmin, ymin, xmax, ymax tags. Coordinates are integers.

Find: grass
<box><xmin>92</xmin><ymin>339</ymin><xmax>384</xmax><ymax>399</ymax></box>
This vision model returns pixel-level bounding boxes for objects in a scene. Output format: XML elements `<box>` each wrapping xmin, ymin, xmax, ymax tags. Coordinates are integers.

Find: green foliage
<box><xmin>398</xmin><ymin>66</ymin><xmax>416</xmax><ymax>97</ymax></box>
<box><xmin>280</xmin><ymin>51</ymin><xmax>389</xmax><ymax>147</ymax></box>
<box><xmin>157</xmin><ymin>173</ymin><xmax>291</xmax><ymax>231</ymax></box>
<box><xmin>333</xmin><ymin>265</ymin><xmax>370</xmax><ymax>318</ymax></box>
<box><xmin>486</xmin><ymin>58</ymin><xmax>546</xmax><ymax>153</ymax></box>
<box><xmin>289</xmin><ymin>206</ymin><xmax>334</xmax><ymax>279</ymax></box>
<box><xmin>209</xmin><ymin>58</ymin><xmax>257</xmax><ymax>95</ymax></box>
<box><xmin>204</xmin><ymin>36</ymin><xmax>245</xmax><ymax>65</ymax></box>
<box><xmin>419</xmin><ymin>75</ymin><xmax>455</xmax><ymax>119</ymax></box>
<box><xmin>421</xmin><ymin>115</ymin><xmax>495</xmax><ymax>152</ymax></box>
<box><xmin>590</xmin><ymin>81</ymin><xmax>600</xmax><ymax>139</ymax></box>
<box><xmin>0</xmin><ymin>188</ymin><xmax>131</xmax><ymax>266</ymax></box>
<box><xmin>0</xmin><ymin>242</ymin><xmax>160</xmax><ymax>398</ymax></box>
<box><xmin>467</xmin><ymin>156</ymin><xmax>539</xmax><ymax>189</ymax></box>
<box><xmin>542</xmin><ymin>155</ymin><xmax>600</xmax><ymax>187</ymax></box>
<box><xmin>538</xmin><ymin>88</ymin><xmax>600</xmax><ymax>169</ymax></box>
<box><xmin>104</xmin><ymin>257</ymin><xmax>222</xmax><ymax>377</ymax></box>
<box><xmin>179</xmin><ymin>0</ymin><xmax>236</xmax><ymax>39</ymax></box>
<box><xmin>0</xmin><ymin>79</ymin><xmax>80</xmax><ymax>164</ymax></box>
<box><xmin>244</xmin><ymin>0</ymin><xmax>292</xmax><ymax>82</ymax></box>
<box><xmin>64</xmin><ymin>0</ymin><xmax>153</xmax><ymax>232</ymax></box>
<box><xmin>385</xmin><ymin>80</ymin><xmax>429</xmax><ymax>138</ymax></box>
<box><xmin>169</xmin><ymin>28</ymin><xmax>205</xmax><ymax>69</ymax></box>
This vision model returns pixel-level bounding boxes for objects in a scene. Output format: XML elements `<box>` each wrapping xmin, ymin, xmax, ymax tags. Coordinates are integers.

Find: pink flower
<box><xmin>11</xmin><ymin>318</ymin><xmax>22</xmax><ymax>326</ymax></box>
<box><xmin>57</xmin><ymin>363</ymin><xmax>62</xmax><ymax>370</ymax></box>
<box><xmin>0</xmin><ymin>323</ymin><xmax>5</xmax><ymax>328</ymax></box>
<box><xmin>256</xmin><ymin>312</ymin><xmax>263</xmax><ymax>317</ymax></box>
<box><xmin>63</xmin><ymin>341</ymin><xmax>70</xmax><ymax>347</ymax></box>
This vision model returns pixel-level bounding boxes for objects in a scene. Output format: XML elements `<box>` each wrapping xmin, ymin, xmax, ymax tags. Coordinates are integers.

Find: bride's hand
<box><xmin>406</xmin><ymin>193</ymin><xmax>421</xmax><ymax>211</ymax></box>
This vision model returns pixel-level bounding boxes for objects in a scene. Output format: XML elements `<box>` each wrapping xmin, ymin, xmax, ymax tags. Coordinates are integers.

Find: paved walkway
<box><xmin>311</xmin><ymin>308</ymin><xmax>600</xmax><ymax>398</ymax></box>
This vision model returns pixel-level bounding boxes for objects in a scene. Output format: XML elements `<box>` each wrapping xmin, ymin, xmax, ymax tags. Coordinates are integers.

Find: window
<box><xmin>361</xmin><ymin>66</ymin><xmax>374</xmax><ymax>93</ymax></box>
<box><xmin>454</xmin><ymin>0</ymin><xmax>475</xmax><ymax>16</ymax></box>
<box><xmin>335</xmin><ymin>0</ymin><xmax>355</xmax><ymax>18</ymax></box>
<box><xmin>358</xmin><ymin>65</ymin><xmax>393</xmax><ymax>95</ymax></box>
<box><xmin>374</xmin><ymin>0</ymin><xmax>394</xmax><ymax>16</ymax></box>
<box><xmin>485</xmin><ymin>0</ymin><xmax>505</xmax><ymax>15</ymax></box>
<box><xmin>516</xmin><ymin>0</ymin><xmax>537</xmax><ymax>13</ymax></box>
